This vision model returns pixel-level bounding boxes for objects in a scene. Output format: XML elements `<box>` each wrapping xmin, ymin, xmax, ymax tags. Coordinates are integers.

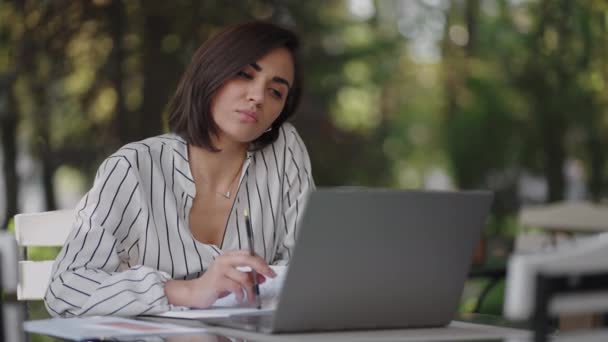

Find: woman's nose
<box><xmin>247</xmin><ymin>83</ymin><xmax>264</xmax><ymax>107</ymax></box>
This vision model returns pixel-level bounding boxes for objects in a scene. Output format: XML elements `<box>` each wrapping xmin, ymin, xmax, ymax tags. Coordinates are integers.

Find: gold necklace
<box><xmin>200</xmin><ymin>159</ymin><xmax>244</xmax><ymax>199</ymax></box>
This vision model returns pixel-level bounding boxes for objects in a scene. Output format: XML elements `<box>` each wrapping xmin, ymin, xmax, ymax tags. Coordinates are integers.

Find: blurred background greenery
<box><xmin>2</xmin><ymin>0</ymin><xmax>608</xmax><ymax>322</ymax></box>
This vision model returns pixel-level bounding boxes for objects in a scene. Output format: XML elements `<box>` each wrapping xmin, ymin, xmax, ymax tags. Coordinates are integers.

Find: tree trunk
<box><xmin>141</xmin><ymin>8</ymin><xmax>179</xmax><ymax>139</ymax></box>
<box><xmin>543</xmin><ymin>0</ymin><xmax>571</xmax><ymax>203</ymax></box>
<box><xmin>109</xmin><ymin>0</ymin><xmax>128</xmax><ymax>145</ymax></box>
<box><xmin>581</xmin><ymin>9</ymin><xmax>605</xmax><ymax>202</ymax></box>
<box><xmin>0</xmin><ymin>0</ymin><xmax>25</xmax><ymax>228</ymax></box>
<box><xmin>1</xmin><ymin>82</ymin><xmax>18</xmax><ymax>229</ymax></box>
<box><xmin>588</xmin><ymin>136</ymin><xmax>604</xmax><ymax>202</ymax></box>
<box><xmin>543</xmin><ymin>125</ymin><xmax>565</xmax><ymax>202</ymax></box>
<box><xmin>37</xmin><ymin>114</ymin><xmax>57</xmax><ymax>211</ymax></box>
<box><xmin>525</xmin><ymin>0</ymin><xmax>568</xmax><ymax>203</ymax></box>
<box><xmin>465</xmin><ymin>0</ymin><xmax>479</xmax><ymax>55</ymax></box>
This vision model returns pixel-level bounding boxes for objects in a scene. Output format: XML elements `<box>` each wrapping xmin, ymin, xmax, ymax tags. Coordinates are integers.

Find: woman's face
<box><xmin>210</xmin><ymin>47</ymin><xmax>295</xmax><ymax>145</ymax></box>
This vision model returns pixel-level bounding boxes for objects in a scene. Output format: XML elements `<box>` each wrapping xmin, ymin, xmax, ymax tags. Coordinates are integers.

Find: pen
<box><xmin>243</xmin><ymin>209</ymin><xmax>262</xmax><ymax>309</ymax></box>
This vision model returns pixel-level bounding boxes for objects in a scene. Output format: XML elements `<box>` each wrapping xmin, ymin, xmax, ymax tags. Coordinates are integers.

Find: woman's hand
<box><xmin>165</xmin><ymin>250</ymin><xmax>276</xmax><ymax>308</ymax></box>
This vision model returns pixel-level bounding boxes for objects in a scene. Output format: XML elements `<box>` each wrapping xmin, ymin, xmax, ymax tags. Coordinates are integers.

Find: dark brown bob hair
<box><xmin>167</xmin><ymin>21</ymin><xmax>302</xmax><ymax>151</ymax></box>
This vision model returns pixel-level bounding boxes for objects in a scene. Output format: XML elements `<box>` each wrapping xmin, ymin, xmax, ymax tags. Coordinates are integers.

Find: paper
<box><xmin>156</xmin><ymin>307</ymin><xmax>275</xmax><ymax>319</ymax></box>
<box><xmin>24</xmin><ymin>316</ymin><xmax>208</xmax><ymax>340</ymax></box>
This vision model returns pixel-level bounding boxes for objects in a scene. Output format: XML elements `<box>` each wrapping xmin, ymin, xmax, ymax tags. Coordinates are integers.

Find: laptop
<box><xmin>207</xmin><ymin>188</ymin><xmax>493</xmax><ymax>333</ymax></box>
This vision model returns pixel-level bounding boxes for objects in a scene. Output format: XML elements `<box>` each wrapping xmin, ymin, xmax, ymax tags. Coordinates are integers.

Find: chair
<box><xmin>504</xmin><ymin>232</ymin><xmax>608</xmax><ymax>342</ymax></box>
<box><xmin>0</xmin><ymin>230</ymin><xmax>26</xmax><ymax>342</ymax></box>
<box><xmin>14</xmin><ymin>209</ymin><xmax>74</xmax><ymax>301</ymax></box>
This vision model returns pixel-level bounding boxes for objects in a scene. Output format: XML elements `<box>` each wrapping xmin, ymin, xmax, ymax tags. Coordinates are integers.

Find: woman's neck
<box><xmin>188</xmin><ymin>140</ymin><xmax>248</xmax><ymax>187</ymax></box>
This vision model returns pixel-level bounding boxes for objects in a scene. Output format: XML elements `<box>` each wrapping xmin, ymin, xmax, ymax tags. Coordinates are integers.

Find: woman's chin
<box><xmin>217</xmin><ymin>129</ymin><xmax>262</xmax><ymax>146</ymax></box>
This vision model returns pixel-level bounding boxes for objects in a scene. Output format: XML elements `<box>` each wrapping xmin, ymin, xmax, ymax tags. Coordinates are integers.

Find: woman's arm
<box><xmin>45</xmin><ymin>156</ymin><xmax>172</xmax><ymax>317</ymax></box>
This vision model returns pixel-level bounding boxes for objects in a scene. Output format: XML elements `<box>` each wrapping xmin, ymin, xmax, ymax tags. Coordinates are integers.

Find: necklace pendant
<box><xmin>224</xmin><ymin>191</ymin><xmax>231</xmax><ymax>199</ymax></box>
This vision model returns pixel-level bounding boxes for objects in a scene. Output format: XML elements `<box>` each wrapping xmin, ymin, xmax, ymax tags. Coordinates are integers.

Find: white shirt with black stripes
<box><xmin>44</xmin><ymin>123</ymin><xmax>315</xmax><ymax>317</ymax></box>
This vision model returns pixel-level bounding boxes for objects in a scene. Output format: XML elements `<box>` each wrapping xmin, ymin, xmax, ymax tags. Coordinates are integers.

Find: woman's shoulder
<box><xmin>275</xmin><ymin>122</ymin><xmax>304</xmax><ymax>148</ymax></box>
<box><xmin>278</xmin><ymin>122</ymin><xmax>297</xmax><ymax>136</ymax></box>
<box><xmin>253</xmin><ymin>122</ymin><xmax>310</xmax><ymax>162</ymax></box>
<box><xmin>108</xmin><ymin>133</ymin><xmax>187</xmax><ymax>166</ymax></box>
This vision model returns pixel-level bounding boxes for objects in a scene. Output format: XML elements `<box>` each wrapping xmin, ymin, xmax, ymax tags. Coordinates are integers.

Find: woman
<box><xmin>45</xmin><ymin>22</ymin><xmax>314</xmax><ymax>317</ymax></box>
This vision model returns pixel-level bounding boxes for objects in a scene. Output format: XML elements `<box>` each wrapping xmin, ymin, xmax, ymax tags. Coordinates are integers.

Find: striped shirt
<box><xmin>44</xmin><ymin>123</ymin><xmax>315</xmax><ymax>317</ymax></box>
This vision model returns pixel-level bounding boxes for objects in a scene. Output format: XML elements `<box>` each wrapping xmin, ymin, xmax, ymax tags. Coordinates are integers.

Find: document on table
<box><xmin>24</xmin><ymin>316</ymin><xmax>208</xmax><ymax>341</ymax></box>
<box><xmin>148</xmin><ymin>265</ymin><xmax>286</xmax><ymax>320</ymax></box>
<box><xmin>155</xmin><ymin>307</ymin><xmax>275</xmax><ymax>319</ymax></box>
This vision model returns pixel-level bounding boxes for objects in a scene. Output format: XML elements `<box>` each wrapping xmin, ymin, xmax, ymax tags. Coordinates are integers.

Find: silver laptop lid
<box><xmin>272</xmin><ymin>188</ymin><xmax>493</xmax><ymax>332</ymax></box>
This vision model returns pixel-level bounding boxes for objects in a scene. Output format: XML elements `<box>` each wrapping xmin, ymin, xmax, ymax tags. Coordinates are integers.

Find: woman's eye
<box><xmin>270</xmin><ymin>89</ymin><xmax>283</xmax><ymax>99</ymax></box>
<box><xmin>237</xmin><ymin>71</ymin><xmax>253</xmax><ymax>79</ymax></box>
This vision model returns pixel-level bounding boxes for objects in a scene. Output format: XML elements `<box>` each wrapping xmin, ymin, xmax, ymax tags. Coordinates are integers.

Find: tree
<box><xmin>0</xmin><ymin>1</ymin><xmax>23</xmax><ymax>228</ymax></box>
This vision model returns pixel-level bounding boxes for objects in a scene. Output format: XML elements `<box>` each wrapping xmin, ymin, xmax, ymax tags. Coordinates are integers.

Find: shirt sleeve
<box><xmin>273</xmin><ymin>125</ymin><xmax>315</xmax><ymax>265</ymax></box>
<box><xmin>44</xmin><ymin>156</ymin><xmax>175</xmax><ymax>317</ymax></box>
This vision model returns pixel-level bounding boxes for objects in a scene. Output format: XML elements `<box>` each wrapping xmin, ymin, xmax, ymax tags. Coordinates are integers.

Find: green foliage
<box><xmin>477</xmin><ymin>280</ymin><xmax>506</xmax><ymax>316</ymax></box>
<box><xmin>445</xmin><ymin>74</ymin><xmax>524</xmax><ymax>189</ymax></box>
<box><xmin>27</xmin><ymin>247</ymin><xmax>62</xmax><ymax>261</ymax></box>
<box><xmin>484</xmin><ymin>215</ymin><xmax>521</xmax><ymax>238</ymax></box>
<box><xmin>6</xmin><ymin>216</ymin><xmax>15</xmax><ymax>232</ymax></box>
<box><xmin>2</xmin><ymin>0</ymin><xmax>604</xmax><ymax>199</ymax></box>
<box><xmin>460</xmin><ymin>279</ymin><xmax>505</xmax><ymax>316</ymax></box>
<box><xmin>2</xmin><ymin>0</ymin><xmax>608</xmax><ymax>321</ymax></box>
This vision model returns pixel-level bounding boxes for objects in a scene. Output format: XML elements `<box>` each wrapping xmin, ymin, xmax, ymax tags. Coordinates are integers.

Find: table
<box><xmin>18</xmin><ymin>307</ymin><xmax>533</xmax><ymax>342</ymax></box>
<box><xmin>19</xmin><ymin>311</ymin><xmax>608</xmax><ymax>342</ymax></box>
<box><xmin>20</xmin><ymin>298</ymin><xmax>608</xmax><ymax>342</ymax></box>
<box><xmin>199</xmin><ymin>314</ymin><xmax>530</xmax><ymax>342</ymax></box>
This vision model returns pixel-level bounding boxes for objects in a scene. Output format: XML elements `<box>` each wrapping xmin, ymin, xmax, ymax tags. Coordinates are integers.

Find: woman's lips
<box><xmin>237</xmin><ymin>110</ymin><xmax>258</xmax><ymax>122</ymax></box>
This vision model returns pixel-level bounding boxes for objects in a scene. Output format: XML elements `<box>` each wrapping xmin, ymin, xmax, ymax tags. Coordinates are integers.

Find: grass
<box><xmin>460</xmin><ymin>278</ymin><xmax>505</xmax><ymax>316</ymax></box>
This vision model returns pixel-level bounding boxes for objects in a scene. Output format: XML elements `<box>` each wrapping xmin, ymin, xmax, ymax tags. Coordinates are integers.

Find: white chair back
<box><xmin>14</xmin><ymin>209</ymin><xmax>74</xmax><ymax>301</ymax></box>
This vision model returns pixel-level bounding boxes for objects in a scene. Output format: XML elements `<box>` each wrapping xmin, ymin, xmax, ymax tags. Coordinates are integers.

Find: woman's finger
<box><xmin>221</xmin><ymin>278</ymin><xmax>245</xmax><ymax>303</ymax></box>
<box><xmin>224</xmin><ymin>267</ymin><xmax>256</xmax><ymax>303</ymax></box>
<box><xmin>222</xmin><ymin>253</ymin><xmax>276</xmax><ymax>278</ymax></box>
<box><xmin>257</xmin><ymin>273</ymin><xmax>267</xmax><ymax>284</ymax></box>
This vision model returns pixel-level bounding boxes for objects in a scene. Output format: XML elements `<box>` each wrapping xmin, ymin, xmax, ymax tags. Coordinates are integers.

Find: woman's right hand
<box><xmin>165</xmin><ymin>250</ymin><xmax>276</xmax><ymax>309</ymax></box>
